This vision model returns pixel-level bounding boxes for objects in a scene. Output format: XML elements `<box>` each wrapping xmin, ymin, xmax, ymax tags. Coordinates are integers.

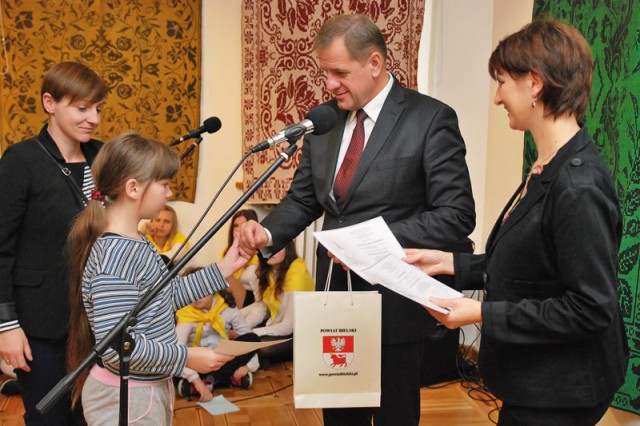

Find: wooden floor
<box><xmin>1</xmin><ymin>362</ymin><xmax>637</xmax><ymax>425</ymax></box>
<box><xmin>0</xmin><ymin>361</ymin><xmax>497</xmax><ymax>425</ymax></box>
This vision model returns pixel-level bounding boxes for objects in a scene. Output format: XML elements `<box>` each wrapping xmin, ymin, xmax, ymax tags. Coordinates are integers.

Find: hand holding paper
<box><xmin>314</xmin><ymin>217</ymin><xmax>462</xmax><ymax>313</ymax></box>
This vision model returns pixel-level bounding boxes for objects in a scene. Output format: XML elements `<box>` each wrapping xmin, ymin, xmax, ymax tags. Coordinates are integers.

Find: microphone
<box><xmin>170</xmin><ymin>117</ymin><xmax>222</xmax><ymax>146</ymax></box>
<box><xmin>249</xmin><ymin>104</ymin><xmax>337</xmax><ymax>153</ymax></box>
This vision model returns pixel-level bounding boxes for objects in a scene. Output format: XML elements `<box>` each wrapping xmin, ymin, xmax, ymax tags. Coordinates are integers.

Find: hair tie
<box><xmin>90</xmin><ymin>189</ymin><xmax>105</xmax><ymax>201</ymax></box>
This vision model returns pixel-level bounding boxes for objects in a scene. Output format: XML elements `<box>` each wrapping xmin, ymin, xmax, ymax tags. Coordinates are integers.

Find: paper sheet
<box><xmin>314</xmin><ymin>217</ymin><xmax>462</xmax><ymax>313</ymax></box>
<box><xmin>197</xmin><ymin>395</ymin><xmax>239</xmax><ymax>415</ymax></box>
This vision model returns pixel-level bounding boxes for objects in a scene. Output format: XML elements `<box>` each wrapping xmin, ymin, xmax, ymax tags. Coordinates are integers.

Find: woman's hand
<box><xmin>425</xmin><ymin>297</ymin><xmax>482</xmax><ymax>329</ymax></box>
<box><xmin>186</xmin><ymin>347</ymin><xmax>234</xmax><ymax>373</ymax></box>
<box><xmin>0</xmin><ymin>328</ymin><xmax>32</xmax><ymax>372</ymax></box>
<box><xmin>403</xmin><ymin>249</ymin><xmax>455</xmax><ymax>276</ymax></box>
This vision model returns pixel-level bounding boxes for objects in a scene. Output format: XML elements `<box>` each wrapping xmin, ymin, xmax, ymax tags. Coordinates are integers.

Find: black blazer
<box><xmin>262</xmin><ymin>79</ymin><xmax>476</xmax><ymax>344</ymax></box>
<box><xmin>0</xmin><ymin>126</ymin><xmax>103</xmax><ymax>340</ymax></box>
<box><xmin>454</xmin><ymin>126</ymin><xmax>628</xmax><ymax>407</ymax></box>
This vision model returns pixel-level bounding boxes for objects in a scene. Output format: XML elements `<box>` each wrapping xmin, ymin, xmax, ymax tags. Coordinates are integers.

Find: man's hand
<box><xmin>0</xmin><ymin>327</ymin><xmax>32</xmax><ymax>372</ymax></box>
<box><xmin>327</xmin><ymin>251</ymin><xmax>350</xmax><ymax>271</ymax></box>
<box><xmin>237</xmin><ymin>220</ymin><xmax>269</xmax><ymax>257</ymax></box>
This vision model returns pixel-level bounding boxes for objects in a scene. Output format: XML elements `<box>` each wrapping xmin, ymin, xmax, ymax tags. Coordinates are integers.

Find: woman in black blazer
<box><xmin>0</xmin><ymin>62</ymin><xmax>108</xmax><ymax>424</ymax></box>
<box><xmin>404</xmin><ymin>19</ymin><xmax>628</xmax><ymax>425</ymax></box>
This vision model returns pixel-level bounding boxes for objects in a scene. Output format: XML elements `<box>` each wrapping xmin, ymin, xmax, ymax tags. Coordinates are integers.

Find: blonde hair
<box><xmin>66</xmin><ymin>132</ymin><xmax>179</xmax><ymax>403</ymax></box>
<box><xmin>154</xmin><ymin>205</ymin><xmax>179</xmax><ymax>250</ymax></box>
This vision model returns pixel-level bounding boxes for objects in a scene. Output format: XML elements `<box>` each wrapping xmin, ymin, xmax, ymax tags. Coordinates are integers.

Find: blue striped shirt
<box><xmin>83</xmin><ymin>233</ymin><xmax>228</xmax><ymax>381</ymax></box>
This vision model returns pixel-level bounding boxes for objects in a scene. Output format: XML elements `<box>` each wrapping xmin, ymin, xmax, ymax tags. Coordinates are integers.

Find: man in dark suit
<box><xmin>238</xmin><ymin>15</ymin><xmax>475</xmax><ymax>425</ymax></box>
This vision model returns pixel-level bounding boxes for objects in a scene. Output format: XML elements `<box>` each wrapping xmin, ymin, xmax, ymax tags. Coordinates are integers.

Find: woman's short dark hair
<box><xmin>41</xmin><ymin>62</ymin><xmax>108</xmax><ymax>107</ymax></box>
<box><xmin>488</xmin><ymin>19</ymin><xmax>593</xmax><ymax>123</ymax></box>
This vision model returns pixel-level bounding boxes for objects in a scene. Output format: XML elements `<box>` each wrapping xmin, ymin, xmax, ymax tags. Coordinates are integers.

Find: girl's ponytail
<box><xmin>66</xmin><ymin>198</ymin><xmax>108</xmax><ymax>404</ymax></box>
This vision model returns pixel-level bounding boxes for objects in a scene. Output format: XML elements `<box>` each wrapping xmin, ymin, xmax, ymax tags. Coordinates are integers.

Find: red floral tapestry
<box><xmin>242</xmin><ymin>0</ymin><xmax>426</xmax><ymax>204</ymax></box>
<box><xmin>0</xmin><ymin>0</ymin><xmax>201</xmax><ymax>202</ymax></box>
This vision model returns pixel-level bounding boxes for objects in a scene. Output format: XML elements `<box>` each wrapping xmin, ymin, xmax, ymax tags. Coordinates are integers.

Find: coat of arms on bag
<box><xmin>322</xmin><ymin>335</ymin><xmax>354</xmax><ymax>369</ymax></box>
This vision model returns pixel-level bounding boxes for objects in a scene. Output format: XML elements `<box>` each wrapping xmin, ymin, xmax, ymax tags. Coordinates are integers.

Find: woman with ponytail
<box><xmin>67</xmin><ymin>132</ymin><xmax>248</xmax><ymax>424</ymax></box>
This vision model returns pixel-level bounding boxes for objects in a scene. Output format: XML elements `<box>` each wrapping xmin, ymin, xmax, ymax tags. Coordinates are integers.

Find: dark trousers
<box><xmin>209</xmin><ymin>333</ymin><xmax>260</xmax><ymax>386</ymax></box>
<box><xmin>499</xmin><ymin>395</ymin><xmax>613</xmax><ymax>426</ymax></box>
<box><xmin>323</xmin><ymin>338</ymin><xmax>425</xmax><ymax>426</ymax></box>
<box><xmin>257</xmin><ymin>334</ymin><xmax>293</xmax><ymax>362</ymax></box>
<box><xmin>15</xmin><ymin>337</ymin><xmax>86</xmax><ymax>426</ymax></box>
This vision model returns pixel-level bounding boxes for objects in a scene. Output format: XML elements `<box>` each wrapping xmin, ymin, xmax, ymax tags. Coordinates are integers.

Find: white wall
<box><xmin>423</xmin><ymin>0</ymin><xmax>494</xmax><ymax>251</ymax></box>
<box><xmin>170</xmin><ymin>0</ymin><xmax>245</xmax><ymax>267</ymax></box>
<box><xmin>484</xmin><ymin>0</ymin><xmax>534</xmax><ymax>249</ymax></box>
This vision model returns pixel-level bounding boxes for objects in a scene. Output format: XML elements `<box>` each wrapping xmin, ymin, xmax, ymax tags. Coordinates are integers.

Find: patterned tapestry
<box><xmin>241</xmin><ymin>0</ymin><xmax>426</xmax><ymax>204</ymax></box>
<box><xmin>530</xmin><ymin>1</ymin><xmax>640</xmax><ymax>414</ymax></box>
<box><xmin>0</xmin><ymin>0</ymin><xmax>201</xmax><ymax>202</ymax></box>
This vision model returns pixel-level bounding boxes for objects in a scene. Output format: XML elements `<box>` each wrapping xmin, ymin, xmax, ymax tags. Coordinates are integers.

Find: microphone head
<box><xmin>306</xmin><ymin>104</ymin><xmax>337</xmax><ymax>135</ymax></box>
<box><xmin>203</xmin><ymin>116</ymin><xmax>222</xmax><ymax>134</ymax></box>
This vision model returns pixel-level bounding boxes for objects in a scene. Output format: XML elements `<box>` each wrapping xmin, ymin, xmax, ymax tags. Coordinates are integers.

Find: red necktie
<box><xmin>333</xmin><ymin>109</ymin><xmax>367</xmax><ymax>206</ymax></box>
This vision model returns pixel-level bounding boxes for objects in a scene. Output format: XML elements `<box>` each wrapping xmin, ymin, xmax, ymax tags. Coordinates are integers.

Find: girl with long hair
<box><xmin>67</xmin><ymin>132</ymin><xmax>247</xmax><ymax>424</ymax></box>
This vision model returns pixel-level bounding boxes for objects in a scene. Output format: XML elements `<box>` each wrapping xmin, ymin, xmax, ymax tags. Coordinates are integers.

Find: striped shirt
<box><xmin>83</xmin><ymin>233</ymin><xmax>228</xmax><ymax>381</ymax></box>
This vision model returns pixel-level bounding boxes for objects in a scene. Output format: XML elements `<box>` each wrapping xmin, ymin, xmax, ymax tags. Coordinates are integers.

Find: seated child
<box><xmin>241</xmin><ymin>241</ymin><xmax>314</xmax><ymax>364</ymax></box>
<box><xmin>176</xmin><ymin>269</ymin><xmax>259</xmax><ymax>401</ymax></box>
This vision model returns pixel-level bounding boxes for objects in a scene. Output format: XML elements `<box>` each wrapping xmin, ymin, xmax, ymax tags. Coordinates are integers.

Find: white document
<box><xmin>314</xmin><ymin>217</ymin><xmax>462</xmax><ymax>313</ymax></box>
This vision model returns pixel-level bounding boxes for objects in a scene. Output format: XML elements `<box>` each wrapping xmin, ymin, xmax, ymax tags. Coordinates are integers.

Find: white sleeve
<box><xmin>246</xmin><ymin>354</ymin><xmax>260</xmax><ymax>372</ymax></box>
<box><xmin>240</xmin><ymin>301</ymin><xmax>267</xmax><ymax>329</ymax></box>
<box><xmin>252</xmin><ymin>291</ymin><xmax>294</xmax><ymax>336</ymax></box>
<box><xmin>239</xmin><ymin>264</ymin><xmax>258</xmax><ymax>290</ymax></box>
<box><xmin>175</xmin><ymin>322</ymin><xmax>198</xmax><ymax>381</ymax></box>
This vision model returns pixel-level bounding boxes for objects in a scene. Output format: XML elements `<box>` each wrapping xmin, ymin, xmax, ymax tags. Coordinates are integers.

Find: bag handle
<box><xmin>323</xmin><ymin>259</ymin><xmax>353</xmax><ymax>305</ymax></box>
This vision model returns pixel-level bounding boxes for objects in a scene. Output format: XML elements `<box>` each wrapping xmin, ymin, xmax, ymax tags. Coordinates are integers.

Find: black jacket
<box><xmin>454</xmin><ymin>126</ymin><xmax>628</xmax><ymax>407</ymax></box>
<box><xmin>0</xmin><ymin>126</ymin><xmax>103</xmax><ymax>340</ymax></box>
<box><xmin>261</xmin><ymin>79</ymin><xmax>476</xmax><ymax>344</ymax></box>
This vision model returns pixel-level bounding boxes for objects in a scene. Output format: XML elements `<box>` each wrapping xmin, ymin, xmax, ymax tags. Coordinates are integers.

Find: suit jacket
<box><xmin>261</xmin><ymin>79</ymin><xmax>476</xmax><ymax>344</ymax></box>
<box><xmin>454</xmin><ymin>126</ymin><xmax>628</xmax><ymax>407</ymax></box>
<box><xmin>0</xmin><ymin>126</ymin><xmax>103</xmax><ymax>340</ymax></box>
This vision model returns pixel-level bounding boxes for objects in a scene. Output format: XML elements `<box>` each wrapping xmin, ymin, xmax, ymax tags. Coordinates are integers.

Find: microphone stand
<box><xmin>36</xmin><ymin>142</ymin><xmax>300</xmax><ymax>425</ymax></box>
<box><xmin>180</xmin><ymin>135</ymin><xmax>204</xmax><ymax>160</ymax></box>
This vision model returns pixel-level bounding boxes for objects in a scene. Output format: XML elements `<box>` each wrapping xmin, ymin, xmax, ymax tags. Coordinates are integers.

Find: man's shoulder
<box><xmin>397</xmin><ymin>84</ymin><xmax>451</xmax><ymax>110</ymax></box>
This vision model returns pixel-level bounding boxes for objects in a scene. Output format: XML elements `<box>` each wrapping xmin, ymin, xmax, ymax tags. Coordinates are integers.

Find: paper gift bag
<box><xmin>293</xmin><ymin>268</ymin><xmax>381</xmax><ymax>408</ymax></box>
